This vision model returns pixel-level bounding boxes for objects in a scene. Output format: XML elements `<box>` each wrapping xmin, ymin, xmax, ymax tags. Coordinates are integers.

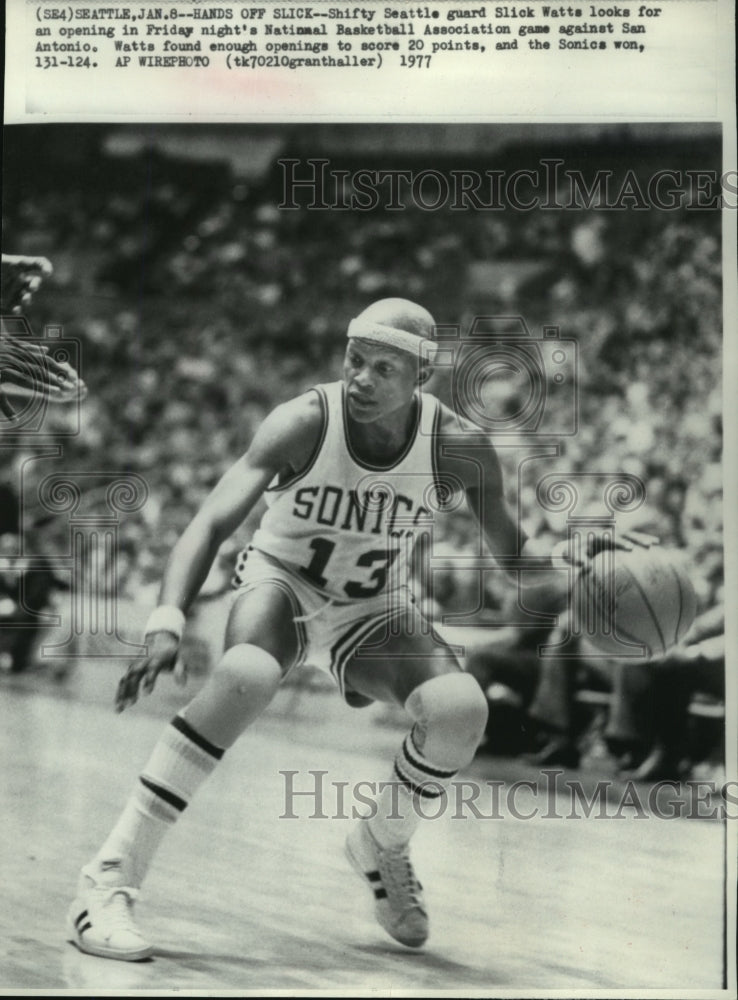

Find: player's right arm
<box><xmin>115</xmin><ymin>391</ymin><xmax>323</xmax><ymax>711</ymax></box>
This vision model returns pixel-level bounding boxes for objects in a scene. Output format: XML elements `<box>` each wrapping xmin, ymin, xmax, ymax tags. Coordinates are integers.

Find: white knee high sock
<box><xmin>368</xmin><ymin>725</ymin><xmax>457</xmax><ymax>848</ymax></box>
<box><xmin>88</xmin><ymin>714</ymin><xmax>224</xmax><ymax>888</ymax></box>
<box><xmin>368</xmin><ymin>673</ymin><xmax>488</xmax><ymax>848</ymax></box>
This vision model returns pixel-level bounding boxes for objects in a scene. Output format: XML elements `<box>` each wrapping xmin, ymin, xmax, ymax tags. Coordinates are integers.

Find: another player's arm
<box><xmin>1</xmin><ymin>254</ymin><xmax>53</xmax><ymax>313</ymax></box>
<box><xmin>1</xmin><ymin>255</ymin><xmax>86</xmax><ymax>418</ymax></box>
<box><xmin>116</xmin><ymin>393</ymin><xmax>324</xmax><ymax>711</ymax></box>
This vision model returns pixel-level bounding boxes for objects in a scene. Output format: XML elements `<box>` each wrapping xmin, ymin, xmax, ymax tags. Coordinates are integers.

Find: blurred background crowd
<box><xmin>1</xmin><ymin>123</ymin><xmax>725</xmax><ymax>785</ymax></box>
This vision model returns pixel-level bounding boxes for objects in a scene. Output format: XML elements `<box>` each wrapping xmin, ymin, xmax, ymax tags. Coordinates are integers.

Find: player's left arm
<box><xmin>435</xmin><ymin>411</ymin><xmax>658</xmax><ymax>585</ymax></box>
<box><xmin>435</xmin><ymin>424</ymin><xmax>559</xmax><ymax>586</ymax></box>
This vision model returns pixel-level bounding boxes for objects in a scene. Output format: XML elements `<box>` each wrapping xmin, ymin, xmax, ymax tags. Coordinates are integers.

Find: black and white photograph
<box><xmin>1</xmin><ymin>1</ymin><xmax>736</xmax><ymax>997</ymax></box>
<box><xmin>1</xmin><ymin>119</ymin><xmax>733</xmax><ymax>995</ymax></box>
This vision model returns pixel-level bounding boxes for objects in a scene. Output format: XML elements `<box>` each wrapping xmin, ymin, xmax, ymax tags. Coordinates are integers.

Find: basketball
<box><xmin>578</xmin><ymin>546</ymin><xmax>698</xmax><ymax>659</ymax></box>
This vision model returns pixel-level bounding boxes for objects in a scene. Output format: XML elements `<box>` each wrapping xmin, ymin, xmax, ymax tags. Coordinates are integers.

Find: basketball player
<box><xmin>66</xmin><ymin>298</ymin><xmax>652</xmax><ymax>961</ymax></box>
<box><xmin>1</xmin><ymin>254</ymin><xmax>86</xmax><ymax>418</ymax></box>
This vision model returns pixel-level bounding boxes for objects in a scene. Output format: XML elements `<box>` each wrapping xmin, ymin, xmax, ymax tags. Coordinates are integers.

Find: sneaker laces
<box><xmin>96</xmin><ymin>886</ymin><xmax>142</xmax><ymax>936</ymax></box>
<box><xmin>378</xmin><ymin>843</ymin><xmax>423</xmax><ymax>909</ymax></box>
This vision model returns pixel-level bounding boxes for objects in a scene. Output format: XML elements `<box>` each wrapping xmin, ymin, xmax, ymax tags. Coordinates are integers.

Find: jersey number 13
<box><xmin>298</xmin><ymin>537</ymin><xmax>399</xmax><ymax>598</ymax></box>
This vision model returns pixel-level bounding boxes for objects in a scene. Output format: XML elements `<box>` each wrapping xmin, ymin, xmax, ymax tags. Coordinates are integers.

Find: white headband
<box><xmin>347</xmin><ymin>318</ymin><xmax>438</xmax><ymax>363</ymax></box>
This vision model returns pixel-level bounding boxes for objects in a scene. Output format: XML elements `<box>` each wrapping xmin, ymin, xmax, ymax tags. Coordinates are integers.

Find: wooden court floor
<box><xmin>0</xmin><ymin>666</ymin><xmax>729</xmax><ymax>995</ymax></box>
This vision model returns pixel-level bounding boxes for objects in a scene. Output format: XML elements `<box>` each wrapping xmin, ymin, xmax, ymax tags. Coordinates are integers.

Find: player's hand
<box><xmin>115</xmin><ymin>631</ymin><xmax>188</xmax><ymax>713</ymax></box>
<box><xmin>1</xmin><ymin>255</ymin><xmax>53</xmax><ymax>313</ymax></box>
<box><xmin>585</xmin><ymin>528</ymin><xmax>660</xmax><ymax>560</ymax></box>
<box><xmin>552</xmin><ymin>528</ymin><xmax>660</xmax><ymax>569</ymax></box>
<box><xmin>0</xmin><ymin>330</ymin><xmax>87</xmax><ymax>419</ymax></box>
<box><xmin>0</xmin><ymin>335</ymin><xmax>85</xmax><ymax>395</ymax></box>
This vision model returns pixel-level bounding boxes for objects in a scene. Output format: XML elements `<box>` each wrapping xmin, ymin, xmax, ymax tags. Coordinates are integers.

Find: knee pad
<box><xmin>211</xmin><ymin>643</ymin><xmax>282</xmax><ymax>703</ymax></box>
<box><xmin>405</xmin><ymin>672</ymin><xmax>489</xmax><ymax>769</ymax></box>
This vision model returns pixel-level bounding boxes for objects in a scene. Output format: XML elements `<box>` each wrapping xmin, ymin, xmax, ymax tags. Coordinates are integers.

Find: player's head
<box><xmin>345</xmin><ymin>299</ymin><xmax>437</xmax><ymax>381</ymax></box>
<box><xmin>343</xmin><ymin>299</ymin><xmax>438</xmax><ymax>423</ymax></box>
<box><xmin>353</xmin><ymin>298</ymin><xmax>437</xmax><ymax>344</ymax></box>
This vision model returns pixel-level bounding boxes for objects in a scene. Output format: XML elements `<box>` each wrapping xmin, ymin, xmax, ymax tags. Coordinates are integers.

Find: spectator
<box><xmin>614</xmin><ymin>603</ymin><xmax>725</xmax><ymax>780</ymax></box>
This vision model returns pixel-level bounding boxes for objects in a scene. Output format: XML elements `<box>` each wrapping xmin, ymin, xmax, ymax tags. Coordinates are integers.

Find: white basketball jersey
<box><xmin>251</xmin><ymin>381</ymin><xmax>444</xmax><ymax>602</ymax></box>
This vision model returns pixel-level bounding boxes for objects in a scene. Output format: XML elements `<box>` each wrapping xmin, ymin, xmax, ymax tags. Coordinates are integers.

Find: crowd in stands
<box><xmin>1</xmin><ymin>130</ymin><xmax>724</xmax><ymax>780</ymax></box>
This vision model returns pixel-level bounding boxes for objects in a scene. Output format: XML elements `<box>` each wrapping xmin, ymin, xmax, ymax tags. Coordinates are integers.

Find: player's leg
<box><xmin>68</xmin><ymin>584</ymin><xmax>299</xmax><ymax>961</ymax></box>
<box><xmin>345</xmin><ymin>601</ymin><xmax>489</xmax><ymax>805</ymax></box>
<box><xmin>182</xmin><ymin>582</ymin><xmax>299</xmax><ymax>746</ymax></box>
<box><xmin>342</xmin><ymin>601</ymin><xmax>488</xmax><ymax>948</ymax></box>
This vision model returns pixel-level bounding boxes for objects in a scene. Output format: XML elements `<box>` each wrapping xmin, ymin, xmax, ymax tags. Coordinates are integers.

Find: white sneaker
<box><xmin>66</xmin><ymin>867</ymin><xmax>153</xmax><ymax>961</ymax></box>
<box><xmin>345</xmin><ymin>820</ymin><xmax>428</xmax><ymax>948</ymax></box>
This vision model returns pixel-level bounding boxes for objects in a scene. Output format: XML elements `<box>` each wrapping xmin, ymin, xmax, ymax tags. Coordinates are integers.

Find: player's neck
<box><xmin>347</xmin><ymin>397</ymin><xmax>418</xmax><ymax>463</ymax></box>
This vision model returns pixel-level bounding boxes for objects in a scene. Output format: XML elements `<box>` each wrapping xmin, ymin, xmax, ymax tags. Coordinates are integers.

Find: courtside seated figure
<box><xmin>67</xmin><ymin>298</ymin><xmax>652</xmax><ymax>961</ymax></box>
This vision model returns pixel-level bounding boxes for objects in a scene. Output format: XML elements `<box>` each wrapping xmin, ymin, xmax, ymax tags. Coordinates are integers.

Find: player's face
<box><xmin>343</xmin><ymin>340</ymin><xmax>418</xmax><ymax>424</ymax></box>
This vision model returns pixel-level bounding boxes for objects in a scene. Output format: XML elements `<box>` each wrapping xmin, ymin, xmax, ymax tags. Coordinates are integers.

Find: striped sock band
<box><xmin>136</xmin><ymin>714</ymin><xmax>224</xmax><ymax>823</ymax></box>
<box><xmin>91</xmin><ymin>715</ymin><xmax>225</xmax><ymax>887</ymax></box>
<box><xmin>393</xmin><ymin>725</ymin><xmax>458</xmax><ymax>799</ymax></box>
<box><xmin>368</xmin><ymin>727</ymin><xmax>459</xmax><ymax>848</ymax></box>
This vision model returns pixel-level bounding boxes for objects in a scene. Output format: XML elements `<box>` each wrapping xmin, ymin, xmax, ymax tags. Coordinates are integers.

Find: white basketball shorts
<box><xmin>232</xmin><ymin>546</ymin><xmax>416</xmax><ymax>700</ymax></box>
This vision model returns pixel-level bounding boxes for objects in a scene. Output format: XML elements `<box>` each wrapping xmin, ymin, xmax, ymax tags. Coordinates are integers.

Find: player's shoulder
<box><xmin>251</xmin><ymin>387</ymin><xmax>326</xmax><ymax>461</ymax></box>
<box><xmin>271</xmin><ymin>386</ymin><xmax>326</xmax><ymax>429</ymax></box>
